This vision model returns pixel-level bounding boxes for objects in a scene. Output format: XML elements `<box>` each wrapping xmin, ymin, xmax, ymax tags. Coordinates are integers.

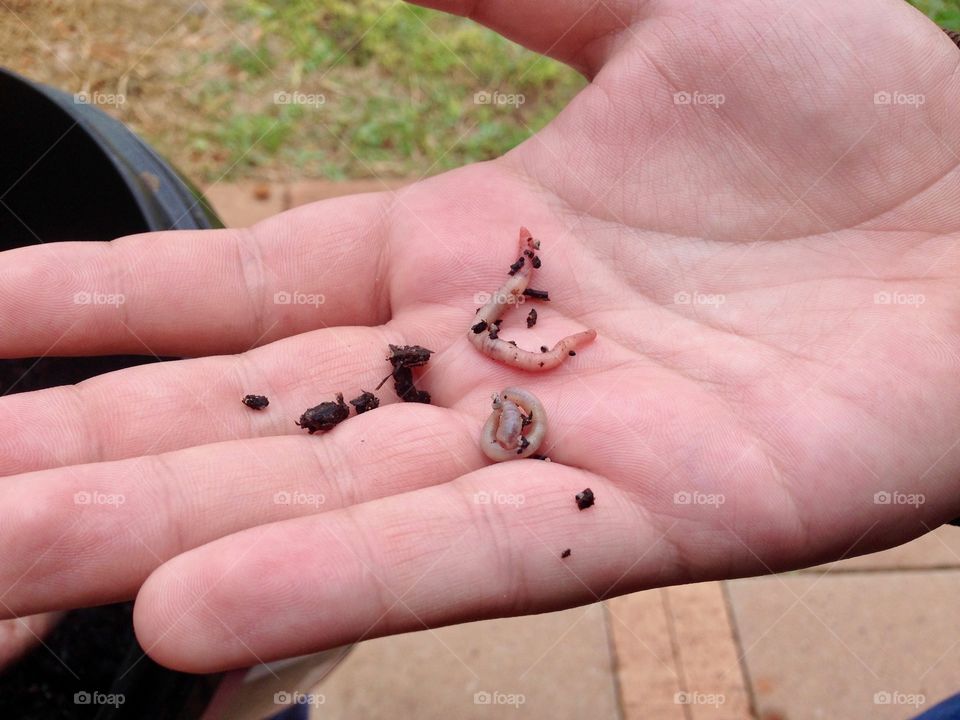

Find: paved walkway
<box><xmin>205</xmin><ymin>180</ymin><xmax>960</xmax><ymax>720</ymax></box>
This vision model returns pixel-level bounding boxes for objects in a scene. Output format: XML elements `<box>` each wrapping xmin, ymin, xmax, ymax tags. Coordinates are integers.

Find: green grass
<box><xmin>910</xmin><ymin>0</ymin><xmax>960</xmax><ymax>28</ymax></box>
<box><xmin>187</xmin><ymin>0</ymin><xmax>585</xmax><ymax>181</ymax></box>
<box><xmin>198</xmin><ymin>0</ymin><xmax>959</xmax><ymax>182</ymax></box>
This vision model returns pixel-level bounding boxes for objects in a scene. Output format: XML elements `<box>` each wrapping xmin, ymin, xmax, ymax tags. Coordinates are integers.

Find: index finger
<box><xmin>0</xmin><ymin>191</ymin><xmax>394</xmax><ymax>358</ymax></box>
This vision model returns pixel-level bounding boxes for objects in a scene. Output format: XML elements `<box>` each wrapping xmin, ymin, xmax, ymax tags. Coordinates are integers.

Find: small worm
<box><xmin>481</xmin><ymin>387</ymin><xmax>548</xmax><ymax>462</ymax></box>
<box><xmin>468</xmin><ymin>227</ymin><xmax>597</xmax><ymax>371</ymax></box>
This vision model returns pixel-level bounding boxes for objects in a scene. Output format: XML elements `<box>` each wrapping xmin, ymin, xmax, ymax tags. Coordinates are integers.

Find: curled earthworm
<box><xmin>480</xmin><ymin>387</ymin><xmax>548</xmax><ymax>461</ymax></box>
<box><xmin>468</xmin><ymin>227</ymin><xmax>597</xmax><ymax>371</ymax></box>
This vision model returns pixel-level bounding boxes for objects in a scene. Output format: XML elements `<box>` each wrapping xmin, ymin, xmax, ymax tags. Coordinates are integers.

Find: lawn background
<box><xmin>0</xmin><ymin>0</ymin><xmax>954</xmax><ymax>183</ymax></box>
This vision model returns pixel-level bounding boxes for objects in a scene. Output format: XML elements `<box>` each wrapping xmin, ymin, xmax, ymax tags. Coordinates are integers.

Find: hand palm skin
<box><xmin>2</xmin><ymin>0</ymin><xmax>960</xmax><ymax>671</ymax></box>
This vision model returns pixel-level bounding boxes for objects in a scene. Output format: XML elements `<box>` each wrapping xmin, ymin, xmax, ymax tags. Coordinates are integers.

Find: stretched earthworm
<box><xmin>481</xmin><ymin>387</ymin><xmax>548</xmax><ymax>461</ymax></box>
<box><xmin>468</xmin><ymin>227</ymin><xmax>597</xmax><ymax>371</ymax></box>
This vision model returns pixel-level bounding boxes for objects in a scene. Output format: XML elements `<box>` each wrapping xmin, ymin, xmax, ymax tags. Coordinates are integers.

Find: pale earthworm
<box><xmin>468</xmin><ymin>227</ymin><xmax>597</xmax><ymax>371</ymax></box>
<box><xmin>480</xmin><ymin>387</ymin><xmax>548</xmax><ymax>462</ymax></box>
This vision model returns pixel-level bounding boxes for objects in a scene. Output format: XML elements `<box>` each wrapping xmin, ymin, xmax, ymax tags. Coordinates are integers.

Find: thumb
<box><xmin>404</xmin><ymin>0</ymin><xmax>644</xmax><ymax>77</ymax></box>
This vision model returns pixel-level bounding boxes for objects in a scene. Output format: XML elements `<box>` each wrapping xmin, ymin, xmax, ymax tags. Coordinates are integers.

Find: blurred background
<box><xmin>0</xmin><ymin>0</ymin><xmax>583</xmax><ymax>185</ymax></box>
<box><xmin>2</xmin><ymin>2</ymin><xmax>960</xmax><ymax>719</ymax></box>
<box><xmin>0</xmin><ymin>0</ymin><xmax>952</xmax><ymax>184</ymax></box>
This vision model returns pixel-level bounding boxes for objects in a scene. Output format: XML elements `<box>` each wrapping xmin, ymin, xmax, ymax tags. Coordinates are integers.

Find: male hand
<box><xmin>2</xmin><ymin>0</ymin><xmax>959</xmax><ymax>671</ymax></box>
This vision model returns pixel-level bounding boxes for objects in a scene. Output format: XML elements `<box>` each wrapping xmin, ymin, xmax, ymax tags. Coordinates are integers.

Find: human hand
<box><xmin>2</xmin><ymin>0</ymin><xmax>959</xmax><ymax>672</ymax></box>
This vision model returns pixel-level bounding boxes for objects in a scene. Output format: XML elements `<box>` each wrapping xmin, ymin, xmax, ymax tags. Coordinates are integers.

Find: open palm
<box><xmin>3</xmin><ymin>0</ymin><xmax>960</xmax><ymax>672</ymax></box>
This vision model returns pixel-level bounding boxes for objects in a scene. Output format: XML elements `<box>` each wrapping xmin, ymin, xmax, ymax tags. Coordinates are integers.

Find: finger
<box><xmin>0</xmin><ymin>403</ymin><xmax>480</xmax><ymax>618</ymax></box>
<box><xmin>133</xmin><ymin>464</ymin><xmax>662</xmax><ymax>673</ymax></box>
<box><xmin>0</xmin><ymin>207</ymin><xmax>601</xmax><ymax>477</ymax></box>
<box><xmin>0</xmin><ymin>318</ymin><xmax>464</xmax><ymax>476</ymax></box>
<box><xmin>0</xmin><ymin>612</ymin><xmax>64</xmax><ymax>671</ymax></box>
<box><xmin>407</xmin><ymin>0</ymin><xmax>643</xmax><ymax>76</ymax></box>
<box><xmin>0</xmin><ymin>192</ymin><xmax>393</xmax><ymax>358</ymax></box>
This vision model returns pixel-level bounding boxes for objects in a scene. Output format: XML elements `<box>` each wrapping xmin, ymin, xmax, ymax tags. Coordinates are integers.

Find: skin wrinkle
<box><xmin>507</xmin><ymin>89</ymin><xmax>631</xmax><ymax>224</ymax></box>
<box><xmin>462</xmin><ymin>0</ymin><xmax>645</xmax><ymax>79</ymax></box>
<box><xmin>338</xmin><ymin>503</ymin><xmax>400</xmax><ymax>631</ymax></box>
<box><xmin>231</xmin><ymin>226</ymin><xmax>271</xmax><ymax>349</ymax></box>
<box><xmin>150</xmin><ymin>450</ymin><xmax>195</xmax><ymax>561</ymax></box>
<box><xmin>455</xmin><ymin>481</ymin><xmax>529</xmax><ymax>615</ymax></box>
<box><xmin>103</xmin><ymin>240</ymin><xmax>133</xmax><ymax>339</ymax></box>
<box><xmin>590</xmin><ymin>233</ymin><xmax>953</xmax><ymax>375</ymax></box>
<box><xmin>574</xmin><ymin>322</ymin><xmax>827</xmax><ymax>516</ymax></box>
<box><xmin>588</xmin><ymin>14</ymin><xmax>960</xmax><ymax>242</ymax></box>
<box><xmin>851</xmin><ymin>161</ymin><xmax>960</xmax><ymax>231</ymax></box>
<box><xmin>925</xmin><ymin>37</ymin><xmax>960</xmax><ymax>107</ymax></box>
<box><xmin>304</xmin><ymin>430</ymin><xmax>358</xmax><ymax>511</ymax></box>
<box><xmin>717</xmin><ymin>16</ymin><xmax>864</xmax><ymax>205</ymax></box>
<box><xmin>66</xmin><ymin>383</ymin><xmax>106</xmax><ymax>470</ymax></box>
<box><xmin>586</xmin><ymin>273</ymin><xmax>837</xmax><ymax>372</ymax></box>
<box><xmin>373</xmin><ymin>195</ymin><xmax>397</xmax><ymax>324</ymax></box>
<box><xmin>620</xmin><ymin>227</ymin><xmax>959</xmax><ymax>296</ymax></box>
<box><xmin>565</xmin><ymin>13</ymin><xmax>645</xmax><ymax>80</ymax></box>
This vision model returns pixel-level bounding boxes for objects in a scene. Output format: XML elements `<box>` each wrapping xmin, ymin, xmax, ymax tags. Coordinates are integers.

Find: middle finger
<box><xmin>0</xmin><ymin>319</ymin><xmax>463</xmax><ymax>477</ymax></box>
